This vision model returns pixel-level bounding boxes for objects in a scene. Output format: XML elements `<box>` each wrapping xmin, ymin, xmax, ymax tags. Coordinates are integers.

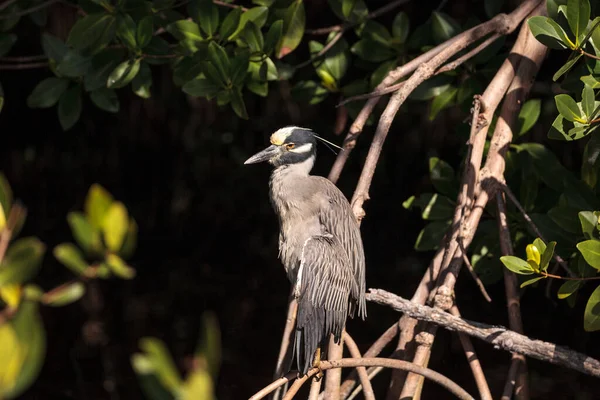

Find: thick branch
<box><xmin>367</xmin><ymin>289</ymin><xmax>600</xmax><ymax>378</ymax></box>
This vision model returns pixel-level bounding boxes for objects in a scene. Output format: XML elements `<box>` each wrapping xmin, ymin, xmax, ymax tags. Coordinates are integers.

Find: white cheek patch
<box><xmin>290</xmin><ymin>143</ymin><xmax>313</xmax><ymax>154</ymax></box>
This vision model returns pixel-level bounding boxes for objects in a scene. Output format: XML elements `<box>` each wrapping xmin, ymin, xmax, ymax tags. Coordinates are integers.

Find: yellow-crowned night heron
<box><xmin>244</xmin><ymin>126</ymin><xmax>366</xmax><ymax>375</ymax></box>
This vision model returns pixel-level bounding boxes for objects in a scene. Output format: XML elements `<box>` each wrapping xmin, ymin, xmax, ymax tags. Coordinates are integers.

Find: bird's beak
<box><xmin>244</xmin><ymin>144</ymin><xmax>281</xmax><ymax>165</ymax></box>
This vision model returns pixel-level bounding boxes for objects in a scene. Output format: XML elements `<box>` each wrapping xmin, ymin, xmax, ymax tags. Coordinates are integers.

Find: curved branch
<box><xmin>343</xmin><ymin>332</ymin><xmax>375</xmax><ymax>400</ymax></box>
<box><xmin>249</xmin><ymin>372</ymin><xmax>298</xmax><ymax>400</ymax></box>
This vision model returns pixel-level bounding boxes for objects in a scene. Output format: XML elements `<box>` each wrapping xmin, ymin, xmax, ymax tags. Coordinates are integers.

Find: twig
<box><xmin>0</xmin><ymin>0</ymin><xmax>59</xmax><ymax>19</ymax></box>
<box><xmin>279</xmin><ymin>358</ymin><xmax>474</xmax><ymax>400</ymax></box>
<box><xmin>271</xmin><ymin>299</ymin><xmax>297</xmax><ymax>400</ymax></box>
<box><xmin>496</xmin><ymin>192</ymin><xmax>530</xmax><ymax>400</ymax></box>
<box><xmin>343</xmin><ymin>332</ymin><xmax>375</xmax><ymax>400</ymax></box>
<box><xmin>450</xmin><ymin>306</ymin><xmax>493</xmax><ymax>400</ymax></box>
<box><xmin>578</xmin><ymin>48</ymin><xmax>600</xmax><ymax>60</ymax></box>
<box><xmin>367</xmin><ymin>289</ymin><xmax>600</xmax><ymax>378</ymax></box>
<box><xmin>213</xmin><ymin>0</ymin><xmax>248</xmax><ymax>11</ymax></box>
<box><xmin>0</xmin><ymin>55</ymin><xmax>48</xmax><ymax>62</ymax></box>
<box><xmin>295</xmin><ymin>31</ymin><xmax>343</xmax><ymax>70</ymax></box>
<box><xmin>502</xmin><ymin>184</ymin><xmax>575</xmax><ymax>277</ymax></box>
<box><xmin>0</xmin><ymin>61</ymin><xmax>49</xmax><ymax>70</ymax></box>
<box><xmin>249</xmin><ymin>372</ymin><xmax>298</xmax><ymax>400</ymax></box>
<box><xmin>458</xmin><ymin>240</ymin><xmax>492</xmax><ymax>302</ymax></box>
<box><xmin>347</xmin><ymin>366</ymin><xmax>383</xmax><ymax>400</ymax></box>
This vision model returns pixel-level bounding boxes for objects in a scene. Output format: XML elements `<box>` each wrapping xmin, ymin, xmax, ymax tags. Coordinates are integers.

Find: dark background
<box><xmin>1</xmin><ymin>1</ymin><xmax>600</xmax><ymax>399</ymax></box>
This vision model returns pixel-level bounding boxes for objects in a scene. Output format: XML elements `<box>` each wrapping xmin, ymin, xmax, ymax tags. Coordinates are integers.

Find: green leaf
<box><xmin>392</xmin><ymin>12</ymin><xmax>409</xmax><ymax>43</ymax></box>
<box><xmin>264</xmin><ymin>20</ymin><xmax>283</xmax><ymax>55</ymax></box>
<box><xmin>539</xmin><ymin>241</ymin><xmax>556</xmax><ymax>272</ymax></box>
<box><xmin>166</xmin><ymin>19</ymin><xmax>203</xmax><ymax>43</ymax></box>
<box><xmin>107</xmin><ymin>59</ymin><xmax>141</xmax><ymax>89</ymax></box>
<box><xmin>579</xmin><ymin>211</ymin><xmax>598</xmax><ymax>239</ymax></box>
<box><xmin>428</xmin><ymin>157</ymin><xmax>456</xmax><ymax>197</ymax></box>
<box><xmin>207</xmin><ymin>42</ymin><xmax>231</xmax><ymax>85</ymax></box>
<box><xmin>500</xmin><ymin>256</ymin><xmax>536</xmax><ymax>275</ymax></box>
<box><xmin>41</xmin><ymin>33</ymin><xmax>68</xmax><ymax>63</ymax></box>
<box><xmin>291</xmin><ymin>80</ymin><xmax>328</xmax><ymax>104</ymax></box>
<box><xmin>582</xmin><ymin>83</ymin><xmax>595</xmax><ymax>119</ymax></box>
<box><xmin>429</xmin><ymin>86</ymin><xmax>457</xmax><ymax>120</ymax></box>
<box><xmin>246</xmin><ymin>80</ymin><xmax>268</xmax><ymax>97</ymax></box>
<box><xmin>27</xmin><ymin>78</ymin><xmax>69</xmax><ymax>109</ymax></box>
<box><xmin>555</xmin><ymin>93</ymin><xmax>583</xmax><ymax>122</ymax></box>
<box><xmin>56</xmin><ymin>51</ymin><xmax>92</xmax><ymax>78</ymax></box>
<box><xmin>342</xmin><ymin>0</ymin><xmax>356</xmax><ymax>17</ymax></box>
<box><xmin>58</xmin><ymin>86</ymin><xmax>82</xmax><ymax>131</ymax></box>
<box><xmin>582</xmin><ymin>131</ymin><xmax>600</xmax><ymax>188</ymax></box>
<box><xmin>105</xmin><ymin>253</ymin><xmax>136</xmax><ymax>279</ymax></box>
<box><xmin>116</xmin><ymin>14</ymin><xmax>137</xmax><ymax>50</ymax></box>
<box><xmin>414</xmin><ymin>220</ymin><xmax>451</xmax><ymax>251</ymax></box>
<box><xmin>131</xmin><ymin>353</ymin><xmax>176</xmax><ymax>400</ymax></box>
<box><xmin>85</xmin><ymin>184</ymin><xmax>114</xmax><ymax>229</ymax></box>
<box><xmin>218</xmin><ymin>7</ymin><xmax>242</xmax><ymax>41</ymax></box>
<box><xmin>139</xmin><ymin>337</ymin><xmax>183</xmax><ymax>391</ymax></box>
<box><xmin>520</xmin><ymin>276</ymin><xmax>545</xmax><ymax>288</ymax></box>
<box><xmin>193</xmin><ymin>0</ymin><xmax>219</xmax><ymax>36</ymax></box>
<box><xmin>0</xmin><ymin>173</ymin><xmax>11</xmax><ymax>223</ymax></box>
<box><xmin>137</xmin><ymin>16</ymin><xmax>154</xmax><ymax>48</ymax></box>
<box><xmin>584</xmin><ymin>284</ymin><xmax>600</xmax><ymax>331</ymax></box>
<box><xmin>132</xmin><ymin>62</ymin><xmax>152</xmax><ymax>99</ymax></box>
<box><xmin>181</xmin><ymin>369</ymin><xmax>215</xmax><ymax>400</ymax></box>
<box><xmin>527</xmin><ymin>16</ymin><xmax>570</xmax><ymax>50</ymax></box>
<box><xmin>0</xmin><ymin>33</ymin><xmax>17</xmax><ymax>57</ymax></box>
<box><xmin>233</xmin><ymin>6</ymin><xmax>269</xmax><ymax>39</ymax></box>
<box><xmin>419</xmin><ymin>193</ymin><xmax>455</xmax><ymax>221</ymax></box>
<box><xmin>277</xmin><ymin>0</ymin><xmax>305</xmax><ymax>59</ymax></box>
<box><xmin>431</xmin><ymin>11</ymin><xmax>460</xmax><ymax>43</ymax></box>
<box><xmin>411</xmin><ymin>75</ymin><xmax>452</xmax><ymax>101</ymax></box>
<box><xmin>548</xmin><ymin>206</ymin><xmax>581</xmax><ymax>233</ymax></box>
<box><xmin>558</xmin><ymin>280</ymin><xmax>582</xmax><ymax>299</ymax></box>
<box><xmin>67</xmin><ymin>13</ymin><xmax>117</xmax><ymax>55</ymax></box>
<box><xmin>230</xmin><ymin>50</ymin><xmax>250</xmax><ymax>87</ymax></box>
<box><xmin>351</xmin><ymin>39</ymin><xmax>395</xmax><ymax>62</ymax></box>
<box><xmin>581</xmin><ymin>74</ymin><xmax>600</xmax><ymax>89</ymax></box>
<box><xmin>83</xmin><ymin>48</ymin><xmax>126</xmax><ymax>92</ymax></box>
<box><xmin>567</xmin><ymin>0</ymin><xmax>590</xmax><ymax>45</ymax></box>
<box><xmin>53</xmin><ymin>243</ymin><xmax>88</xmax><ymax>275</ymax></box>
<box><xmin>67</xmin><ymin>212</ymin><xmax>103</xmax><ymax>255</ymax></box>
<box><xmin>516</xmin><ymin>99</ymin><xmax>541</xmax><ymax>135</ymax></box>
<box><xmin>242</xmin><ymin>21</ymin><xmax>264</xmax><ymax>53</ymax></box>
<box><xmin>102</xmin><ymin>202</ymin><xmax>129</xmax><ymax>252</ymax></box>
<box><xmin>361</xmin><ymin>21</ymin><xmax>392</xmax><ymax>45</ymax></box>
<box><xmin>553</xmin><ymin>52</ymin><xmax>583</xmax><ymax>81</ymax></box>
<box><xmin>230</xmin><ymin>88</ymin><xmax>248</xmax><ymax>119</ymax></box>
<box><xmin>119</xmin><ymin>218</ymin><xmax>137</xmax><ymax>260</ymax></box>
<box><xmin>197</xmin><ymin>312</ymin><xmax>221</xmax><ymax>379</ymax></box>
<box><xmin>0</xmin><ymin>238</ymin><xmax>46</xmax><ymax>286</ymax></box>
<box><xmin>144</xmin><ymin>37</ymin><xmax>172</xmax><ymax>64</ymax></box>
<box><xmin>90</xmin><ymin>88</ymin><xmax>119</xmax><ymax>113</ymax></box>
<box><xmin>533</xmin><ymin>238</ymin><xmax>547</xmax><ymax>255</ymax></box>
<box><xmin>183</xmin><ymin>78</ymin><xmax>220</xmax><ymax>98</ymax></box>
<box><xmin>42</xmin><ymin>281</ymin><xmax>85</xmax><ymax>307</ymax></box>
<box><xmin>577</xmin><ymin>240</ymin><xmax>600</xmax><ymax>270</ymax></box>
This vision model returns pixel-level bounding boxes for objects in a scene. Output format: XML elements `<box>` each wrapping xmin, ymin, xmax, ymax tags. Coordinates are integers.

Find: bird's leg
<box><xmin>313</xmin><ymin>347</ymin><xmax>324</xmax><ymax>380</ymax></box>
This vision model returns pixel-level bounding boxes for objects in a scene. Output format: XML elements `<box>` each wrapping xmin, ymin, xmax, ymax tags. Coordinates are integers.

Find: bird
<box><xmin>244</xmin><ymin>126</ymin><xmax>366</xmax><ymax>375</ymax></box>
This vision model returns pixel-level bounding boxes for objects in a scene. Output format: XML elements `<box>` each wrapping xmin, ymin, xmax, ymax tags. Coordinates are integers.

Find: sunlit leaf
<box><xmin>42</xmin><ymin>281</ymin><xmax>85</xmax><ymax>307</ymax></box>
<box><xmin>577</xmin><ymin>240</ymin><xmax>600</xmax><ymax>270</ymax></box>
<box><xmin>431</xmin><ymin>11</ymin><xmax>460</xmax><ymax>43</ymax></box>
<box><xmin>415</xmin><ymin>220</ymin><xmax>451</xmax><ymax>251</ymax></box>
<box><xmin>528</xmin><ymin>16</ymin><xmax>570</xmax><ymax>49</ymax></box>
<box><xmin>520</xmin><ymin>276</ymin><xmax>545</xmax><ymax>288</ymax></box>
<box><xmin>102</xmin><ymin>202</ymin><xmax>129</xmax><ymax>252</ymax></box>
<box><xmin>567</xmin><ymin>0</ymin><xmax>590</xmax><ymax>45</ymax></box>
<box><xmin>105</xmin><ymin>253</ymin><xmax>136</xmax><ymax>279</ymax></box>
<box><xmin>516</xmin><ymin>99</ymin><xmax>541</xmax><ymax>135</ymax></box>
<box><xmin>53</xmin><ymin>243</ymin><xmax>88</xmax><ymax>275</ymax></box>
<box><xmin>116</xmin><ymin>13</ymin><xmax>137</xmax><ymax>49</ymax></box>
<box><xmin>558</xmin><ymin>280</ymin><xmax>582</xmax><ymax>299</ymax></box>
<box><xmin>277</xmin><ymin>0</ymin><xmax>305</xmax><ymax>59</ymax></box>
<box><xmin>107</xmin><ymin>59</ymin><xmax>141</xmax><ymax>89</ymax></box>
<box><xmin>584</xmin><ymin>284</ymin><xmax>600</xmax><ymax>331</ymax></box>
<box><xmin>139</xmin><ymin>338</ymin><xmax>183</xmax><ymax>391</ymax></box>
<box><xmin>0</xmin><ymin>238</ymin><xmax>46</xmax><ymax>286</ymax></box>
<box><xmin>500</xmin><ymin>256</ymin><xmax>535</xmax><ymax>275</ymax></box>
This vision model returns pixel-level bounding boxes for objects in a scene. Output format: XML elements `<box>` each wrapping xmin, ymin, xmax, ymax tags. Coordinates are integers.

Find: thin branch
<box><xmin>367</xmin><ymin>289</ymin><xmax>600</xmax><ymax>378</ymax></box>
<box><xmin>0</xmin><ymin>0</ymin><xmax>59</xmax><ymax>19</ymax></box>
<box><xmin>343</xmin><ymin>332</ymin><xmax>375</xmax><ymax>400</ymax></box>
<box><xmin>496</xmin><ymin>192</ymin><xmax>530</xmax><ymax>400</ymax></box>
<box><xmin>279</xmin><ymin>358</ymin><xmax>474</xmax><ymax>400</ymax></box>
<box><xmin>249</xmin><ymin>372</ymin><xmax>298</xmax><ymax>400</ymax></box>
<box><xmin>458</xmin><ymin>240</ymin><xmax>492</xmax><ymax>302</ymax></box>
<box><xmin>271</xmin><ymin>299</ymin><xmax>298</xmax><ymax>400</ymax></box>
<box><xmin>295</xmin><ymin>30</ymin><xmax>343</xmax><ymax>70</ymax></box>
<box><xmin>578</xmin><ymin>48</ymin><xmax>600</xmax><ymax>60</ymax></box>
<box><xmin>212</xmin><ymin>0</ymin><xmax>248</xmax><ymax>11</ymax></box>
<box><xmin>0</xmin><ymin>61</ymin><xmax>49</xmax><ymax>70</ymax></box>
<box><xmin>0</xmin><ymin>55</ymin><xmax>47</xmax><ymax>62</ymax></box>
<box><xmin>501</xmin><ymin>184</ymin><xmax>575</xmax><ymax>276</ymax></box>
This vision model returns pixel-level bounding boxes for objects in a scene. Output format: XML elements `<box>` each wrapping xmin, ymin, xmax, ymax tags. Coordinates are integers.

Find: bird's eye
<box><xmin>286</xmin><ymin>143</ymin><xmax>295</xmax><ymax>150</ymax></box>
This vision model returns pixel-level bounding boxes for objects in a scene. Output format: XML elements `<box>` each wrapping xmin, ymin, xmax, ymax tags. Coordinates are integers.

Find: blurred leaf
<box><xmin>418</xmin><ymin>193</ymin><xmax>454</xmax><ymax>221</ymax></box>
<box><xmin>429</xmin><ymin>86</ymin><xmax>457</xmax><ymax>120</ymax></box>
<box><xmin>428</xmin><ymin>157</ymin><xmax>456</xmax><ymax>197</ymax></box>
<box><xmin>291</xmin><ymin>80</ymin><xmax>328</xmax><ymax>104</ymax></box>
<box><xmin>27</xmin><ymin>78</ymin><xmax>69</xmax><ymax>109</ymax></box>
<box><xmin>67</xmin><ymin>212</ymin><xmax>103</xmax><ymax>255</ymax></box>
<box><xmin>577</xmin><ymin>240</ymin><xmax>600</xmax><ymax>270</ymax></box>
<box><xmin>431</xmin><ymin>11</ymin><xmax>460</xmax><ymax>43</ymax></box>
<box><xmin>484</xmin><ymin>0</ymin><xmax>504</xmax><ymax>18</ymax></box>
<box><xmin>342</xmin><ymin>0</ymin><xmax>356</xmax><ymax>17</ymax></box>
<box><xmin>90</xmin><ymin>88</ymin><xmax>120</xmax><ymax>113</ymax></box>
<box><xmin>500</xmin><ymin>256</ymin><xmax>535</xmax><ymax>275</ymax></box>
<box><xmin>85</xmin><ymin>184</ymin><xmax>114</xmax><ymax>230</ymax></box>
<box><xmin>567</xmin><ymin>0</ymin><xmax>590</xmax><ymax>45</ymax></box>
<box><xmin>351</xmin><ymin>39</ymin><xmax>394</xmax><ymax>62</ymax></box>
<box><xmin>102</xmin><ymin>202</ymin><xmax>129</xmax><ymax>252</ymax></box>
<box><xmin>264</xmin><ymin>20</ymin><xmax>283</xmax><ymax>55</ymax></box>
<box><xmin>516</xmin><ymin>99</ymin><xmax>541</xmax><ymax>135</ymax></box>
<box><xmin>119</xmin><ymin>218</ymin><xmax>138</xmax><ymax>260</ymax></box>
<box><xmin>392</xmin><ymin>12</ymin><xmax>409</xmax><ymax>43</ymax></box>
<box><xmin>192</xmin><ymin>0</ymin><xmax>219</xmax><ymax>37</ymax></box>
<box><xmin>0</xmin><ymin>284</ymin><xmax>21</xmax><ymax>309</ymax></box>
<box><xmin>361</xmin><ymin>21</ymin><xmax>392</xmax><ymax>45</ymax></box>
<box><xmin>582</xmin><ymin>131</ymin><xmax>600</xmax><ymax>188</ymax></box>
<box><xmin>132</xmin><ymin>63</ymin><xmax>152</xmax><ymax>99</ymax></box>
<box><xmin>218</xmin><ymin>7</ymin><xmax>242</xmax><ymax>41</ymax></box>
<box><xmin>230</xmin><ymin>88</ymin><xmax>248</xmax><ymax>119</ymax></box>
<box><xmin>183</xmin><ymin>78</ymin><xmax>220</xmax><ymax>98</ymax></box>
<box><xmin>414</xmin><ymin>220</ymin><xmax>450</xmax><ymax>251</ymax></box>
<box><xmin>139</xmin><ymin>338</ymin><xmax>183</xmax><ymax>391</ymax></box>
<box><xmin>105</xmin><ymin>253</ymin><xmax>136</xmax><ymax>279</ymax></box>
<box><xmin>277</xmin><ymin>0</ymin><xmax>305</xmax><ymax>59</ymax></box>
<box><xmin>56</xmin><ymin>51</ymin><xmax>92</xmax><ymax>78</ymax></box>
<box><xmin>131</xmin><ymin>353</ymin><xmax>176</xmax><ymax>400</ymax></box>
<box><xmin>528</xmin><ymin>16</ymin><xmax>571</xmax><ymax>49</ymax></box>
<box><xmin>548</xmin><ymin>206</ymin><xmax>581</xmax><ymax>233</ymax></box>
<box><xmin>58</xmin><ymin>86</ymin><xmax>82</xmax><ymax>131</ymax></box>
<box><xmin>67</xmin><ymin>13</ymin><xmax>117</xmax><ymax>55</ymax></box>
<box><xmin>53</xmin><ymin>243</ymin><xmax>88</xmax><ymax>275</ymax></box>
<box><xmin>579</xmin><ymin>211</ymin><xmax>598</xmax><ymax>239</ymax></box>
<box><xmin>584</xmin><ymin>284</ymin><xmax>600</xmax><ymax>331</ymax></box>
<box><xmin>41</xmin><ymin>33</ymin><xmax>68</xmax><ymax>63</ymax></box>
<box><xmin>0</xmin><ymin>33</ymin><xmax>16</xmax><ymax>57</ymax></box>
<box><xmin>555</xmin><ymin>93</ymin><xmax>583</xmax><ymax>122</ymax></box>
<box><xmin>42</xmin><ymin>282</ymin><xmax>85</xmax><ymax>307</ymax></box>
<box><xmin>137</xmin><ymin>16</ymin><xmax>154</xmax><ymax>48</ymax></box>
<box><xmin>558</xmin><ymin>279</ymin><xmax>582</xmax><ymax>299</ymax></box>
<box><xmin>107</xmin><ymin>59</ymin><xmax>141</xmax><ymax>89</ymax></box>
<box><xmin>411</xmin><ymin>75</ymin><xmax>452</xmax><ymax>101</ymax></box>
<box><xmin>0</xmin><ymin>238</ymin><xmax>46</xmax><ymax>286</ymax></box>
<box><xmin>553</xmin><ymin>53</ymin><xmax>583</xmax><ymax>81</ymax></box>
<box><xmin>181</xmin><ymin>369</ymin><xmax>215</xmax><ymax>400</ymax></box>
<box><xmin>370</xmin><ymin>60</ymin><xmax>396</xmax><ymax>88</ymax></box>
<box><xmin>197</xmin><ymin>312</ymin><xmax>220</xmax><ymax>379</ymax></box>
<box><xmin>520</xmin><ymin>276</ymin><xmax>545</xmax><ymax>288</ymax></box>
<box><xmin>0</xmin><ymin>173</ymin><xmax>12</xmax><ymax>219</ymax></box>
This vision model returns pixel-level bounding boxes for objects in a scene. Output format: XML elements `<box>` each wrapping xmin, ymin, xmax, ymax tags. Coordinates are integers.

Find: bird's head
<box><xmin>244</xmin><ymin>126</ymin><xmax>317</xmax><ymax>167</ymax></box>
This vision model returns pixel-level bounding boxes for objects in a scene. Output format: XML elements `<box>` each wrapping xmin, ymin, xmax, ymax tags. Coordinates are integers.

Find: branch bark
<box><xmin>367</xmin><ymin>289</ymin><xmax>600</xmax><ymax>379</ymax></box>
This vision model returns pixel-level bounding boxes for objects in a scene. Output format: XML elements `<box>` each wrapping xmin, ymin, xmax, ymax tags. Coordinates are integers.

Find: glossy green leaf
<box><xmin>67</xmin><ymin>13</ymin><xmax>116</xmax><ymax>55</ymax></box>
<box><xmin>26</xmin><ymin>78</ymin><xmax>69</xmax><ymax>109</ymax></box>
<box><xmin>58</xmin><ymin>86</ymin><xmax>82</xmax><ymax>131</ymax></box>
<box><xmin>428</xmin><ymin>157</ymin><xmax>456</xmax><ymax>197</ymax></box>
<box><xmin>105</xmin><ymin>253</ymin><xmax>136</xmax><ymax>279</ymax></box>
<box><xmin>555</xmin><ymin>93</ymin><xmax>583</xmax><ymax>122</ymax></box>
<box><xmin>520</xmin><ymin>276</ymin><xmax>545</xmax><ymax>288</ymax></box>
<box><xmin>584</xmin><ymin>284</ymin><xmax>600</xmax><ymax>331</ymax></box>
<box><xmin>548</xmin><ymin>112</ymin><xmax>594</xmax><ymax>141</ymax></box>
<box><xmin>53</xmin><ymin>243</ymin><xmax>88</xmax><ymax>275</ymax></box>
<box><xmin>207</xmin><ymin>42</ymin><xmax>231</xmax><ymax>85</ymax></box>
<box><xmin>581</xmin><ymin>75</ymin><xmax>600</xmax><ymax>89</ymax></box>
<box><xmin>410</xmin><ymin>75</ymin><xmax>452</xmax><ymax>101</ymax></box>
<box><xmin>56</xmin><ymin>51</ymin><xmax>91</xmax><ymax>78</ymax></box>
<box><xmin>553</xmin><ymin>52</ymin><xmax>583</xmax><ymax>81</ymax></box>
<box><xmin>431</xmin><ymin>11</ymin><xmax>460</xmax><ymax>43</ymax></box>
<box><xmin>90</xmin><ymin>88</ymin><xmax>120</xmax><ymax>113</ymax></box>
<box><xmin>193</xmin><ymin>0</ymin><xmax>219</xmax><ymax>36</ymax></box>
<box><xmin>166</xmin><ymin>20</ymin><xmax>203</xmax><ymax>42</ymax></box>
<box><xmin>577</xmin><ymin>240</ymin><xmax>600</xmax><ymax>270</ymax></box>
<box><xmin>540</xmin><ymin>241</ymin><xmax>556</xmax><ymax>272</ymax></box>
<box><xmin>361</xmin><ymin>21</ymin><xmax>392</xmax><ymax>45</ymax></box>
<box><xmin>246</xmin><ymin>80</ymin><xmax>268</xmax><ymax>97</ymax></box>
<box><xmin>102</xmin><ymin>202</ymin><xmax>129</xmax><ymax>252</ymax></box>
<box><xmin>413</xmin><ymin>193</ymin><xmax>455</xmax><ymax>221</ymax></box>
<box><xmin>548</xmin><ymin>206</ymin><xmax>581</xmax><ymax>233</ymax></box>
<box><xmin>579</xmin><ymin>211</ymin><xmax>598</xmax><ymax>239</ymax></box>
<box><xmin>0</xmin><ymin>238</ymin><xmax>46</xmax><ymax>286</ymax></box>
<box><xmin>42</xmin><ymin>281</ymin><xmax>85</xmax><ymax>307</ymax></box>
<box><xmin>218</xmin><ymin>7</ymin><xmax>242</xmax><ymax>41</ymax></box>
<box><xmin>41</xmin><ymin>33</ymin><xmax>68</xmax><ymax>63</ymax></box>
<box><xmin>230</xmin><ymin>88</ymin><xmax>248</xmax><ymax>119</ymax></box>
<box><xmin>351</xmin><ymin>39</ymin><xmax>395</xmax><ymax>62</ymax></box>
<box><xmin>558</xmin><ymin>280</ymin><xmax>582</xmax><ymax>299</ymax></box>
<box><xmin>429</xmin><ymin>86</ymin><xmax>457</xmax><ymax>120</ymax></box>
<box><xmin>107</xmin><ymin>59</ymin><xmax>141</xmax><ymax>89</ymax></box>
<box><xmin>277</xmin><ymin>0</ymin><xmax>305</xmax><ymax>59</ymax></box>
<box><xmin>83</xmin><ymin>48</ymin><xmax>126</xmax><ymax>92</ymax></box>
<box><xmin>182</xmin><ymin>78</ymin><xmax>220</xmax><ymax>98</ymax></box>
<box><xmin>517</xmin><ymin>99</ymin><xmax>541</xmax><ymax>135</ymax></box>
<box><xmin>137</xmin><ymin>16</ymin><xmax>154</xmax><ymax>48</ymax></box>
<box><xmin>85</xmin><ymin>184</ymin><xmax>114</xmax><ymax>229</ymax></box>
<box><xmin>67</xmin><ymin>212</ymin><xmax>103</xmax><ymax>255</ymax></box>
<box><xmin>527</xmin><ymin>16</ymin><xmax>570</xmax><ymax>50</ymax></box>
<box><xmin>116</xmin><ymin>14</ymin><xmax>137</xmax><ymax>49</ymax></box>
<box><xmin>264</xmin><ymin>20</ymin><xmax>283</xmax><ymax>55</ymax></box>
<box><xmin>242</xmin><ymin>21</ymin><xmax>264</xmax><ymax>53</ymax></box>
<box><xmin>547</xmin><ymin>0</ymin><xmax>568</xmax><ymax>20</ymax></box>
<box><xmin>500</xmin><ymin>256</ymin><xmax>535</xmax><ymax>275</ymax></box>
<box><xmin>582</xmin><ymin>83</ymin><xmax>595</xmax><ymax>119</ymax></box>
<box><xmin>567</xmin><ymin>0</ymin><xmax>590</xmax><ymax>45</ymax></box>
<box><xmin>132</xmin><ymin>63</ymin><xmax>152</xmax><ymax>99</ymax></box>
<box><xmin>230</xmin><ymin>51</ymin><xmax>250</xmax><ymax>87</ymax></box>
<box><xmin>392</xmin><ymin>12</ymin><xmax>409</xmax><ymax>43</ymax></box>
<box><xmin>414</xmin><ymin>220</ymin><xmax>451</xmax><ymax>251</ymax></box>
<box><xmin>233</xmin><ymin>6</ymin><xmax>269</xmax><ymax>39</ymax></box>
<box><xmin>139</xmin><ymin>337</ymin><xmax>183</xmax><ymax>391</ymax></box>
<box><xmin>0</xmin><ymin>33</ymin><xmax>16</xmax><ymax>57</ymax></box>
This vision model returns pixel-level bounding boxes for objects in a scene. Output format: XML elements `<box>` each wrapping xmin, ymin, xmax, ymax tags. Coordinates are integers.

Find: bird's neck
<box><xmin>273</xmin><ymin>155</ymin><xmax>315</xmax><ymax>178</ymax></box>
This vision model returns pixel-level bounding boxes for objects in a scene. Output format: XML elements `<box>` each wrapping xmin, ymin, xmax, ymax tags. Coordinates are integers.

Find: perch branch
<box><xmin>249</xmin><ymin>372</ymin><xmax>298</xmax><ymax>400</ymax></box>
<box><xmin>367</xmin><ymin>289</ymin><xmax>600</xmax><ymax>378</ymax></box>
<box><xmin>458</xmin><ymin>240</ymin><xmax>492</xmax><ymax>302</ymax></box>
<box><xmin>343</xmin><ymin>332</ymin><xmax>376</xmax><ymax>400</ymax></box>
<box><xmin>324</xmin><ymin>334</ymin><xmax>344</xmax><ymax>399</ymax></box>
